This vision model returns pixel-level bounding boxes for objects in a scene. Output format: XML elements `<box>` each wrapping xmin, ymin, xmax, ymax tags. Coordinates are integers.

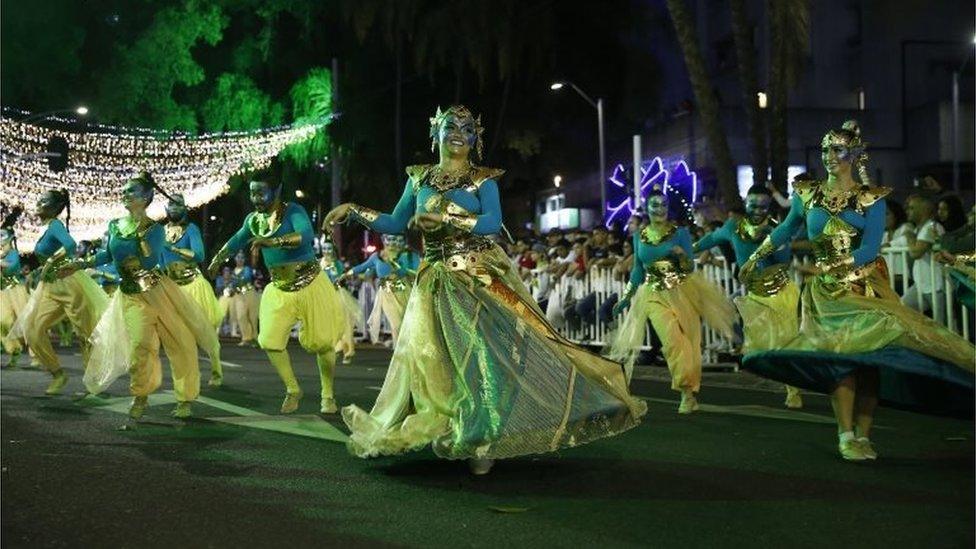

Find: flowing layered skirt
<box><xmin>734</xmin><ymin>280</ymin><xmax>801</xmax><ymax>354</ymax></box>
<box><xmin>743</xmin><ymin>266</ymin><xmax>975</xmax><ymax>416</ymax></box>
<box><xmin>342</xmin><ymin>245</ymin><xmax>647</xmax><ymax>460</ymax></box>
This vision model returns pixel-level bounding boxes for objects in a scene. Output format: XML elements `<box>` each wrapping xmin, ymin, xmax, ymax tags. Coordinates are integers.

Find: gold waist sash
<box><xmin>120</xmin><ymin>267</ymin><xmax>162</xmax><ymax>295</ymax></box>
<box><xmin>643</xmin><ymin>259</ymin><xmax>690</xmax><ymax>291</ymax></box>
<box><xmin>165</xmin><ymin>261</ymin><xmax>200</xmax><ymax>286</ymax></box>
<box><xmin>269</xmin><ymin>260</ymin><xmax>318</xmax><ymax>292</ymax></box>
<box><xmin>746</xmin><ymin>264</ymin><xmax>792</xmax><ymax>297</ymax></box>
<box><xmin>423</xmin><ymin>235</ymin><xmax>493</xmax><ymax>263</ymax></box>
<box><xmin>41</xmin><ymin>256</ymin><xmax>72</xmax><ymax>283</ymax></box>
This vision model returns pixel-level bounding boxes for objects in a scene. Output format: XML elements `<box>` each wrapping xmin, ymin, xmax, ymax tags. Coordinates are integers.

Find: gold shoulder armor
<box><xmin>469</xmin><ymin>166</ymin><xmax>505</xmax><ymax>189</ymax></box>
<box><xmin>857</xmin><ymin>185</ymin><xmax>892</xmax><ymax>210</ymax></box>
<box><xmin>406</xmin><ymin>164</ymin><xmax>435</xmax><ymax>191</ymax></box>
<box><xmin>792</xmin><ymin>180</ymin><xmax>819</xmax><ymax>206</ymax></box>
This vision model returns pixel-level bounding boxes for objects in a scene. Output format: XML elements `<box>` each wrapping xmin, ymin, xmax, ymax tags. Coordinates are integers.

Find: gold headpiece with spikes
<box><xmin>429</xmin><ymin>105</ymin><xmax>485</xmax><ymax>159</ymax></box>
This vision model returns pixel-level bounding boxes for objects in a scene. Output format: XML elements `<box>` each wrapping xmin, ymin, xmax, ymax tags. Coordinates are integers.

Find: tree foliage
<box><xmin>96</xmin><ymin>1</ymin><xmax>227</xmax><ymax>131</ymax></box>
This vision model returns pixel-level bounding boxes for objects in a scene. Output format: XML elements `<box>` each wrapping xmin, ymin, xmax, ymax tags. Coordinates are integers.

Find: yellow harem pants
<box><xmin>233</xmin><ymin>289</ymin><xmax>260</xmax><ymax>343</ymax></box>
<box><xmin>177</xmin><ymin>273</ymin><xmax>223</xmax><ymax>378</ymax></box>
<box><xmin>1</xmin><ymin>284</ymin><xmax>29</xmax><ymax>354</ymax></box>
<box><xmin>24</xmin><ymin>271</ymin><xmax>108</xmax><ymax>373</ymax></box>
<box><xmin>124</xmin><ymin>278</ymin><xmax>202</xmax><ymax>402</ymax></box>
<box><xmin>258</xmin><ymin>273</ymin><xmax>343</xmax><ymax>397</ymax></box>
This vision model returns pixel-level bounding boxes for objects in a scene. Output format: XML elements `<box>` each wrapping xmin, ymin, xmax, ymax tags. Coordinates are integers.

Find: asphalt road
<box><xmin>1</xmin><ymin>341</ymin><xmax>973</xmax><ymax>548</ymax></box>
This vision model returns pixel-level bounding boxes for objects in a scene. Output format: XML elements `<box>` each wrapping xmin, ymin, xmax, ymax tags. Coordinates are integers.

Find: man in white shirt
<box><xmin>902</xmin><ymin>193</ymin><xmax>947</xmax><ymax>323</ymax></box>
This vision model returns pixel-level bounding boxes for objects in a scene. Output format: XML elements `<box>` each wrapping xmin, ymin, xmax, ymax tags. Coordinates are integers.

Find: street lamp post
<box><xmin>550</xmin><ymin>81</ymin><xmax>606</xmax><ymax>224</ymax></box>
<box><xmin>952</xmin><ymin>36</ymin><xmax>975</xmax><ymax>192</ymax></box>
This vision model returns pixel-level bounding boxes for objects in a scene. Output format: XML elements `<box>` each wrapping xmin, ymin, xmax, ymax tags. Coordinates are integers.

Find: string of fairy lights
<box><xmin>0</xmin><ymin>108</ymin><xmax>330</xmax><ymax>251</ymax></box>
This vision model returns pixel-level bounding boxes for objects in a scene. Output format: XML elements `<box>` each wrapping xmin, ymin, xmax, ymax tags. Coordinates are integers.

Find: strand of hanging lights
<box><xmin>0</xmin><ymin>107</ymin><xmax>331</xmax><ymax>251</ymax></box>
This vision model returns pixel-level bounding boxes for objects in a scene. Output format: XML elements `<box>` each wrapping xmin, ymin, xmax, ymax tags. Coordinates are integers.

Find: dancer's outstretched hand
<box><xmin>323</xmin><ymin>204</ymin><xmax>353</xmax><ymax>230</ymax></box>
<box><xmin>612</xmin><ymin>298</ymin><xmax>630</xmax><ymax>317</ymax></box>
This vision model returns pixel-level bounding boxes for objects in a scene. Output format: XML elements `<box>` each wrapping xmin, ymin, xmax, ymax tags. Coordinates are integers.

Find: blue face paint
<box><xmin>122</xmin><ymin>181</ymin><xmax>153</xmax><ymax>210</ymax></box>
<box><xmin>645</xmin><ymin>195</ymin><xmax>668</xmax><ymax>221</ymax></box>
<box><xmin>438</xmin><ymin>114</ymin><xmax>477</xmax><ymax>154</ymax></box>
<box><xmin>249</xmin><ymin>181</ymin><xmax>278</xmax><ymax>212</ymax></box>
<box><xmin>166</xmin><ymin>196</ymin><xmax>188</xmax><ymax>222</ymax></box>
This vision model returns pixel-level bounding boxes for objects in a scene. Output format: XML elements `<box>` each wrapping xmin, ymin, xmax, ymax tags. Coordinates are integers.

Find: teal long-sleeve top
<box><xmin>694</xmin><ymin>219</ymin><xmax>791</xmax><ymax>269</ymax></box>
<box><xmin>2</xmin><ymin>249</ymin><xmax>24</xmax><ymax>281</ymax></box>
<box><xmin>34</xmin><ymin>219</ymin><xmax>76</xmax><ymax>260</ymax></box>
<box><xmin>359</xmin><ymin>178</ymin><xmax>503</xmax><ymax>236</ymax></box>
<box><xmin>322</xmin><ymin>259</ymin><xmax>344</xmax><ymax>283</ymax></box>
<box><xmin>223</xmin><ymin>202</ymin><xmax>316</xmax><ymax>267</ymax></box>
<box><xmin>351</xmin><ymin>253</ymin><xmax>395</xmax><ymax>278</ymax></box>
<box><xmin>233</xmin><ymin>266</ymin><xmax>254</xmax><ymax>285</ymax></box>
<box><xmin>396</xmin><ymin>251</ymin><xmax>420</xmax><ymax>274</ymax></box>
<box><xmin>628</xmin><ymin>225</ymin><xmax>694</xmax><ymax>288</ymax></box>
<box><xmin>765</xmin><ymin>193</ymin><xmax>886</xmax><ymax>268</ymax></box>
<box><xmin>160</xmin><ymin>222</ymin><xmax>205</xmax><ymax>267</ymax></box>
<box><xmin>93</xmin><ymin>220</ymin><xmax>165</xmax><ymax>273</ymax></box>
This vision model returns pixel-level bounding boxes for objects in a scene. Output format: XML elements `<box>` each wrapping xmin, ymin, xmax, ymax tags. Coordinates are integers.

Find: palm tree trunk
<box><xmin>730</xmin><ymin>0</ymin><xmax>767</xmax><ymax>187</ymax></box>
<box><xmin>665</xmin><ymin>0</ymin><xmax>740</xmax><ymax>207</ymax></box>
<box><xmin>767</xmin><ymin>0</ymin><xmax>789</xmax><ymax>192</ymax></box>
<box><xmin>487</xmin><ymin>76</ymin><xmax>512</xmax><ymax>161</ymax></box>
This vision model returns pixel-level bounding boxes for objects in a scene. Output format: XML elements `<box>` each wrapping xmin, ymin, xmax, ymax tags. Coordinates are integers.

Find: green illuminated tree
<box><xmin>95</xmin><ymin>1</ymin><xmax>228</xmax><ymax>131</ymax></box>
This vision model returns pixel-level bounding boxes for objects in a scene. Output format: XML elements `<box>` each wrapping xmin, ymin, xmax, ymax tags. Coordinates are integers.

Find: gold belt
<box><xmin>41</xmin><ymin>256</ymin><xmax>72</xmax><ymax>283</ymax></box>
<box><xmin>746</xmin><ymin>264</ymin><xmax>792</xmax><ymax>296</ymax></box>
<box><xmin>165</xmin><ymin>262</ymin><xmax>200</xmax><ymax>286</ymax></box>
<box><xmin>270</xmin><ymin>260</ymin><xmax>318</xmax><ymax>292</ymax></box>
<box><xmin>423</xmin><ymin>236</ymin><xmax>492</xmax><ymax>263</ymax></box>
<box><xmin>643</xmin><ymin>259</ymin><xmax>690</xmax><ymax>291</ymax></box>
<box><xmin>120</xmin><ymin>267</ymin><xmax>163</xmax><ymax>295</ymax></box>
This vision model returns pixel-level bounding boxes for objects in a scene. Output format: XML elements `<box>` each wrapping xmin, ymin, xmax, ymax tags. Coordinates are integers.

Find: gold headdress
<box><xmin>822</xmin><ymin>119</ymin><xmax>871</xmax><ymax>184</ymax></box>
<box><xmin>429</xmin><ymin>105</ymin><xmax>485</xmax><ymax>159</ymax></box>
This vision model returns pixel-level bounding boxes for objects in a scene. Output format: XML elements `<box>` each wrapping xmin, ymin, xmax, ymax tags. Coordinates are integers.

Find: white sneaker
<box><xmin>838</xmin><ymin>439</ymin><xmax>869</xmax><ymax>461</ymax></box>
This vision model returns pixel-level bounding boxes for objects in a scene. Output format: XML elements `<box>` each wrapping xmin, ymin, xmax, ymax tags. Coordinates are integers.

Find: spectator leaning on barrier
<box><xmin>939</xmin><ymin>203</ymin><xmax>976</xmax><ymax>255</ymax></box>
<box><xmin>902</xmin><ymin>192</ymin><xmax>947</xmax><ymax>321</ymax></box>
<box><xmin>937</xmin><ymin>194</ymin><xmax>967</xmax><ymax>233</ymax></box>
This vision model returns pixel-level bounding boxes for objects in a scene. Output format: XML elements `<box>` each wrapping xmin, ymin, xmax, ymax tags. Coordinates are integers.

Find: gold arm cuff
<box><xmin>750</xmin><ymin>236</ymin><xmax>776</xmax><ymax>262</ymax></box>
<box><xmin>351</xmin><ymin>205</ymin><xmax>380</xmax><ymax>224</ymax></box>
<box><xmin>208</xmin><ymin>245</ymin><xmax>231</xmax><ymax>273</ymax></box>
<box><xmin>622</xmin><ymin>281</ymin><xmax>637</xmax><ymax>301</ymax></box>
<box><xmin>170</xmin><ymin>246</ymin><xmax>197</xmax><ymax>261</ymax></box>
<box><xmin>444</xmin><ymin>212</ymin><xmax>478</xmax><ymax>232</ymax></box>
<box><xmin>270</xmin><ymin>233</ymin><xmax>302</xmax><ymax>249</ymax></box>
